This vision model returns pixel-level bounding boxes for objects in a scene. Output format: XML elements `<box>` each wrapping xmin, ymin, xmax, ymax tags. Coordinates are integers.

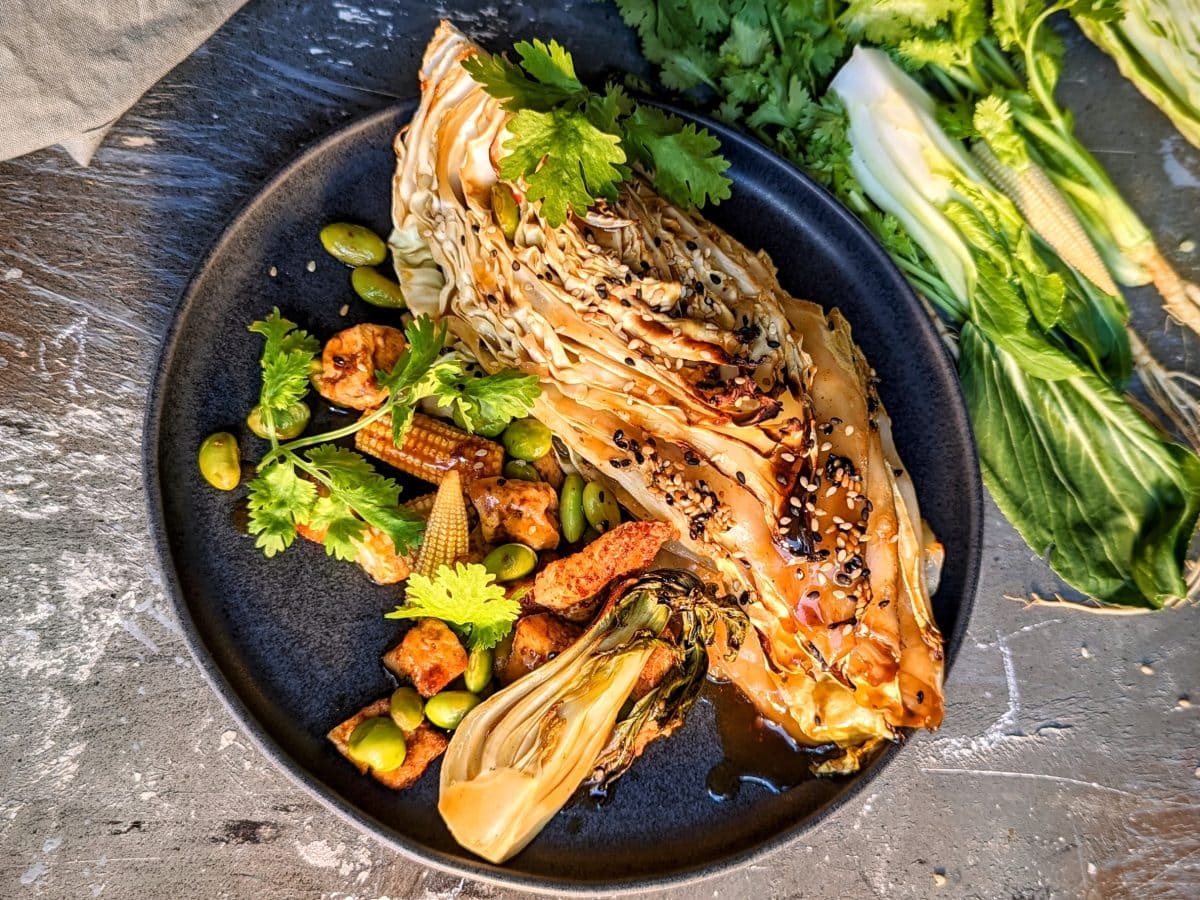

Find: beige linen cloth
<box><xmin>0</xmin><ymin>0</ymin><xmax>246</xmax><ymax>165</ymax></box>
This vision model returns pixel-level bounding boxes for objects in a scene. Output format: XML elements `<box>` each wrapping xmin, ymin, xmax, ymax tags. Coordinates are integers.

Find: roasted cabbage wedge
<box><xmin>439</xmin><ymin>570</ymin><xmax>747</xmax><ymax>864</ymax></box>
<box><xmin>394</xmin><ymin>23</ymin><xmax>946</xmax><ymax>761</ymax></box>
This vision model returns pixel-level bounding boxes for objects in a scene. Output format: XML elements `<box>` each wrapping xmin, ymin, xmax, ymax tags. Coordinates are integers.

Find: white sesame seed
<box><xmin>472</xmin><ymin>462</ymin><xmax>483</xmax><ymax>471</ymax></box>
<box><xmin>781</xmin><ymin>452</ymin><xmax>796</xmax><ymax>463</ymax></box>
<box><xmin>305</xmin><ymin>260</ymin><xmax>316</xmax><ymax>272</ymax></box>
<box><xmin>338</xmin><ymin>304</ymin><xmax>349</xmax><ymax>316</ymax></box>
<box><xmin>474</xmin><ymin>448</ymin><xmax>490</xmax><ymax>458</ymax></box>
<box><xmin>820</xmin><ymin>442</ymin><xmax>833</xmax><ymax>452</ymax></box>
<box><xmin>268</xmin><ymin>265</ymin><xmax>278</xmax><ymax>277</ymax></box>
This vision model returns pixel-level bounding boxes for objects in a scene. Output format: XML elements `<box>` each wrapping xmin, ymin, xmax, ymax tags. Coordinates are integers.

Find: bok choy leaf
<box><xmin>960</xmin><ymin>324</ymin><xmax>1200</xmax><ymax>608</ymax></box>
<box><xmin>438</xmin><ymin>570</ymin><xmax>747</xmax><ymax>863</ymax></box>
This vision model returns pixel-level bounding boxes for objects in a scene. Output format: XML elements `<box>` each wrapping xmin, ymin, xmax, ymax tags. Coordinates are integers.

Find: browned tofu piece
<box><xmin>467</xmin><ymin>477</ymin><xmax>560</xmax><ymax>550</ymax></box>
<box><xmin>381</xmin><ymin>618</ymin><xmax>467</xmax><ymax>696</ymax></box>
<box><xmin>498</xmin><ymin>612</ymin><xmax>583</xmax><ymax>684</ymax></box>
<box><xmin>532</xmin><ymin>452</ymin><xmax>564</xmax><ymax>489</ymax></box>
<box><xmin>631</xmin><ymin>643</ymin><xmax>678</xmax><ymax>700</ymax></box>
<box><xmin>327</xmin><ymin>698</ymin><xmax>448</xmax><ymax>790</ymax></box>
<box><xmin>532</xmin><ymin>521</ymin><xmax>677</xmax><ymax>621</ymax></box>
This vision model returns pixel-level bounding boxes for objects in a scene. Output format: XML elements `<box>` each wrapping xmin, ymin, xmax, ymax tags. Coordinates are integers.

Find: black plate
<box><xmin>144</xmin><ymin>102</ymin><xmax>981</xmax><ymax>893</ymax></box>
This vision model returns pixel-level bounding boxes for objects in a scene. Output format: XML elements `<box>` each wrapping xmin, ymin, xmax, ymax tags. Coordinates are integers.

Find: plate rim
<box><xmin>142</xmin><ymin>99</ymin><xmax>982</xmax><ymax>895</ymax></box>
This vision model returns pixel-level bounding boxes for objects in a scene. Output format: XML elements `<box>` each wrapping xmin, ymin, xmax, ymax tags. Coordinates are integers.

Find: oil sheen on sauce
<box><xmin>705</xmin><ymin>677</ymin><xmax>827</xmax><ymax>801</ymax></box>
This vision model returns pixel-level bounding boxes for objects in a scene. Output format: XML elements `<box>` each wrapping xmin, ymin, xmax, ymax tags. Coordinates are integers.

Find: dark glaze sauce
<box><xmin>705</xmin><ymin>678</ymin><xmax>827</xmax><ymax>800</ymax></box>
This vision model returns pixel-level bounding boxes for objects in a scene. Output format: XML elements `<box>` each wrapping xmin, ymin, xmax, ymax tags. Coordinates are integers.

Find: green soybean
<box><xmin>425</xmin><ymin>691</ymin><xmax>481</xmax><ymax>730</ymax></box>
<box><xmin>346</xmin><ymin>716</ymin><xmax>407</xmax><ymax>771</ymax></box>
<box><xmin>246</xmin><ymin>401</ymin><xmax>310</xmax><ymax>440</ymax></box>
<box><xmin>388</xmin><ymin>687</ymin><xmax>425</xmax><ymax>732</ymax></box>
<box><xmin>483</xmin><ymin>543</ymin><xmax>538</xmax><ymax>582</ymax></box>
<box><xmin>319</xmin><ymin>222</ymin><xmax>387</xmax><ymax>266</ymax></box>
<box><xmin>560</xmin><ymin>473</ymin><xmax>586</xmax><ymax>543</ymax></box>
<box><xmin>452</xmin><ymin>404</ymin><xmax>508</xmax><ymax>438</ymax></box>
<box><xmin>491</xmin><ymin>183</ymin><xmax>520</xmax><ymax>241</ymax></box>
<box><xmin>582</xmin><ymin>481</ymin><xmax>621</xmax><ymax>533</ymax></box>
<box><xmin>464</xmin><ymin>647</ymin><xmax>494</xmax><ymax>693</ymax></box>
<box><xmin>502</xmin><ymin>417</ymin><xmax>552</xmax><ymax>461</ymax></box>
<box><xmin>198</xmin><ymin>432</ymin><xmax>240</xmax><ymax>491</ymax></box>
<box><xmin>350</xmin><ymin>266</ymin><xmax>406</xmax><ymax>308</ymax></box>
<box><xmin>502</xmin><ymin>459</ymin><xmax>541</xmax><ymax>482</ymax></box>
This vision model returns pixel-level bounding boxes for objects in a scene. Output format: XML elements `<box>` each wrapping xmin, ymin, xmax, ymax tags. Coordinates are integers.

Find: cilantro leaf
<box><xmin>303</xmin><ymin>444</ymin><xmax>426</xmax><ymax>556</ymax></box>
<box><xmin>465</xmin><ymin>35</ymin><xmax>730</xmax><ymax>224</ymax></box>
<box><xmin>513</xmin><ymin>38</ymin><xmax>584</xmax><ymax>95</ymax></box>
<box><xmin>306</xmin><ymin>495</ymin><xmax>366</xmax><ymax>561</ymax></box>
<box><xmin>500</xmin><ymin>107</ymin><xmax>627</xmax><ymax>227</ymax></box>
<box><xmin>385</xmin><ymin>562</ymin><xmax>520</xmax><ymax>650</ymax></box>
<box><xmin>246</xmin><ymin>459</ymin><xmax>317</xmax><ymax>557</ymax></box>
<box><xmin>431</xmin><ymin>367</ymin><xmax>542</xmax><ymax>434</ymax></box>
<box><xmin>622</xmin><ymin>106</ymin><xmax>733</xmax><ymax>208</ymax></box>
<box><xmin>248</xmin><ymin>309</ymin><xmax>320</xmax><ymax>419</ymax></box>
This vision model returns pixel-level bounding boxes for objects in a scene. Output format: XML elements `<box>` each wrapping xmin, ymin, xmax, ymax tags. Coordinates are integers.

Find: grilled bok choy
<box><xmin>394</xmin><ymin>24</ymin><xmax>946</xmax><ymax>767</ymax></box>
<box><xmin>439</xmin><ymin>571</ymin><xmax>747</xmax><ymax>864</ymax></box>
<box><xmin>1073</xmin><ymin>0</ymin><xmax>1200</xmax><ymax>150</ymax></box>
<box><xmin>830</xmin><ymin>48</ymin><xmax>1200</xmax><ymax>607</ymax></box>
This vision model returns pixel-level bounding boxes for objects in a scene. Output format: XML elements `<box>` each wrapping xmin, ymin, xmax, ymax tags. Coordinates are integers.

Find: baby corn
<box><xmin>971</xmin><ymin>142</ymin><xmax>1119</xmax><ymax>296</ymax></box>
<box><xmin>355</xmin><ymin>411</ymin><xmax>503</xmax><ymax>485</ymax></box>
<box><xmin>412</xmin><ymin>470</ymin><xmax>470</xmax><ymax>577</ymax></box>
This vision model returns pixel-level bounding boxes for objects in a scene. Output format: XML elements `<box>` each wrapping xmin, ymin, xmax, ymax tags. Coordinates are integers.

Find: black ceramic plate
<box><xmin>145</xmin><ymin>102</ymin><xmax>981</xmax><ymax>894</ymax></box>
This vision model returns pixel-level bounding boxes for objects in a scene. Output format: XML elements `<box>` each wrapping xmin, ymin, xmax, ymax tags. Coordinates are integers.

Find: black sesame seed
<box><xmin>620</xmin><ymin>298</ymin><xmax>631</xmax><ymax>308</ymax></box>
<box><xmin>767</xmin><ymin>339</ymin><xmax>781</xmax><ymax>349</ymax></box>
<box><xmin>624</xmin><ymin>272</ymin><xmax>633</xmax><ymax>285</ymax></box>
<box><xmin>598</xmin><ymin>490</ymin><xmax>606</xmax><ymax>502</ymax></box>
<box><xmin>710</xmin><ymin>273</ymin><xmax>721</xmax><ymax>285</ymax></box>
<box><xmin>686</xmin><ymin>240</ymin><xmax>698</xmax><ymax>251</ymax></box>
<box><xmin>653</xmin><ymin>236</ymin><xmax>662</xmax><ymax>247</ymax></box>
<box><xmin>511</xmin><ymin>260</ymin><xmax>521</xmax><ymax>271</ymax></box>
<box><xmin>596</xmin><ymin>284</ymin><xmax>608</xmax><ymax>298</ymax></box>
<box><xmin>624</xmin><ymin>357</ymin><xmax>635</xmax><ymax>366</ymax></box>
<box><xmin>736</xmin><ymin>471</ymin><xmax>746</xmax><ymax>485</ymax></box>
<box><xmin>916</xmin><ymin>690</ymin><xmax>925</xmax><ymax>703</ymax></box>
<box><xmin>878</xmin><ymin>599</ymin><xmax>890</xmax><ymax>608</ymax></box>
<box><xmin>497</xmin><ymin>478</ymin><xmax>508</xmax><ymax>486</ymax></box>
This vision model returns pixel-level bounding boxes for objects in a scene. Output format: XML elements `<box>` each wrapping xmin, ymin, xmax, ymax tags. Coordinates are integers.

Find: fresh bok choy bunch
<box><xmin>438</xmin><ymin>570</ymin><xmax>747</xmax><ymax>864</ymax></box>
<box><xmin>617</xmin><ymin>0</ymin><xmax>1200</xmax><ymax>608</ymax></box>
<box><xmin>830</xmin><ymin>48</ymin><xmax>1200</xmax><ymax>609</ymax></box>
<box><xmin>1072</xmin><ymin>0</ymin><xmax>1200</xmax><ymax>150</ymax></box>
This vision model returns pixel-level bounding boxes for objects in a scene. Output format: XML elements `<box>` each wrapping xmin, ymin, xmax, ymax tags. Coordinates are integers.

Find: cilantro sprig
<box><xmin>385</xmin><ymin>562</ymin><xmax>521</xmax><ymax>650</ymax></box>
<box><xmin>243</xmin><ymin>312</ymin><xmax>540</xmax><ymax>562</ymax></box>
<box><xmin>463</xmin><ymin>37</ymin><xmax>731</xmax><ymax>226</ymax></box>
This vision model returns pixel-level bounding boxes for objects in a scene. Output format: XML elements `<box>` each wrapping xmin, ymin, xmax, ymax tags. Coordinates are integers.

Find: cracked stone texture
<box><xmin>1</xmin><ymin>2</ymin><xmax>1197</xmax><ymax>898</ymax></box>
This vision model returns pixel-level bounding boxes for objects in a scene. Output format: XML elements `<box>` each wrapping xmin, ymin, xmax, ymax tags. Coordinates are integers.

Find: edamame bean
<box><xmin>388</xmin><ymin>687</ymin><xmax>424</xmax><ymax>732</ymax></box>
<box><xmin>424</xmin><ymin>691</ymin><xmax>481</xmax><ymax>730</ymax></box>
<box><xmin>464</xmin><ymin>647</ymin><xmax>494</xmax><ymax>693</ymax></box>
<box><xmin>246</xmin><ymin>401</ymin><xmax>311</xmax><ymax>440</ymax></box>
<box><xmin>502</xmin><ymin>459</ymin><xmax>541</xmax><ymax>482</ymax></box>
<box><xmin>319</xmin><ymin>222</ymin><xmax>387</xmax><ymax>266</ymax></box>
<box><xmin>491</xmin><ymin>183</ymin><xmax>520</xmax><ymax>241</ymax></box>
<box><xmin>582</xmin><ymin>481</ymin><xmax>621</xmax><ymax>533</ymax></box>
<box><xmin>346</xmin><ymin>716</ymin><xmax>407</xmax><ymax>771</ymax></box>
<box><xmin>452</xmin><ymin>404</ymin><xmax>508</xmax><ymax>438</ymax></box>
<box><xmin>559</xmin><ymin>473</ymin><xmax>585</xmax><ymax>543</ymax></box>
<box><xmin>350</xmin><ymin>266</ymin><xmax>407</xmax><ymax>308</ymax></box>
<box><xmin>198</xmin><ymin>432</ymin><xmax>240</xmax><ymax>491</ymax></box>
<box><xmin>502</xmin><ymin>417</ymin><xmax>552</xmax><ymax>461</ymax></box>
<box><xmin>483</xmin><ymin>543</ymin><xmax>538</xmax><ymax>582</ymax></box>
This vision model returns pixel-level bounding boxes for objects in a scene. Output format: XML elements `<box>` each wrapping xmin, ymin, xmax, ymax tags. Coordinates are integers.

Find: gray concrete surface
<box><xmin>1</xmin><ymin>1</ymin><xmax>1197</xmax><ymax>897</ymax></box>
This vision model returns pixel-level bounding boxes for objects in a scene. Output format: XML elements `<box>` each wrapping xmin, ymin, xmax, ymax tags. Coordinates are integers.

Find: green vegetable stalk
<box><xmin>1073</xmin><ymin>0</ymin><xmax>1200</xmax><ymax>150</ymax></box>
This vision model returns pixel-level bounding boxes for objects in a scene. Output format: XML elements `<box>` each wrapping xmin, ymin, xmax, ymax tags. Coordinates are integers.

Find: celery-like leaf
<box><xmin>386</xmin><ymin>562</ymin><xmax>520</xmax><ymax>650</ymax></box>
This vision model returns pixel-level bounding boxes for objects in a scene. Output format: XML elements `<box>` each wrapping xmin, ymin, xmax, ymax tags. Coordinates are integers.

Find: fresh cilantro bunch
<box><xmin>463</xmin><ymin>37</ymin><xmax>732</xmax><ymax>226</ymax></box>
<box><xmin>386</xmin><ymin>562</ymin><xmax>521</xmax><ymax>650</ymax></box>
<box><xmin>243</xmin><ymin>312</ymin><xmax>540</xmax><ymax>562</ymax></box>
